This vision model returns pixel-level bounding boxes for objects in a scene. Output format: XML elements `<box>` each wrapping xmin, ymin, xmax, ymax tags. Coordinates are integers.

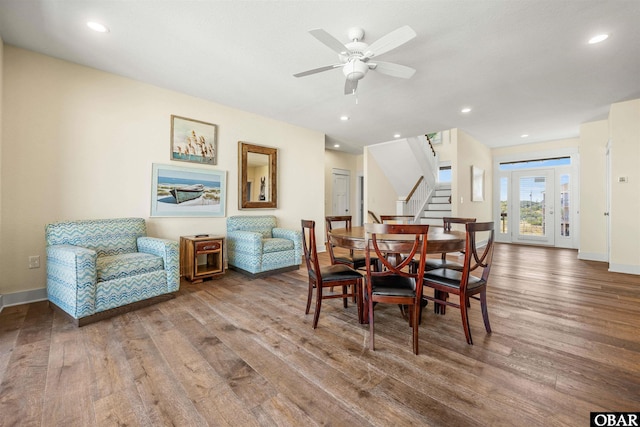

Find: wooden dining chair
<box><xmin>325</xmin><ymin>215</ymin><xmax>368</xmax><ymax>270</ymax></box>
<box><xmin>364</xmin><ymin>223</ymin><xmax>429</xmax><ymax>355</ymax></box>
<box><xmin>421</xmin><ymin>221</ymin><xmax>495</xmax><ymax>344</ymax></box>
<box><xmin>301</xmin><ymin>220</ymin><xmax>364</xmax><ymax>328</ymax></box>
<box><xmin>424</xmin><ymin>217</ymin><xmax>476</xmax><ymax>271</ymax></box>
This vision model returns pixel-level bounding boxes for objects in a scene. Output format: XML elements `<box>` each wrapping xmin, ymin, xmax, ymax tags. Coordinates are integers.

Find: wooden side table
<box><xmin>180</xmin><ymin>235</ymin><xmax>225</xmax><ymax>283</ymax></box>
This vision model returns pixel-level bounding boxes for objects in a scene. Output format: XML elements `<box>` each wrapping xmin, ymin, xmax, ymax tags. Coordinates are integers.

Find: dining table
<box><xmin>328</xmin><ymin>225</ymin><xmax>466</xmax><ymax>254</ymax></box>
<box><xmin>328</xmin><ymin>225</ymin><xmax>466</xmax><ymax>324</ymax></box>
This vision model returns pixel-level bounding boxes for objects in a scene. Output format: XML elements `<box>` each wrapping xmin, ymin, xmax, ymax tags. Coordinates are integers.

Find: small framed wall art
<box><xmin>170</xmin><ymin>115</ymin><xmax>217</xmax><ymax>165</ymax></box>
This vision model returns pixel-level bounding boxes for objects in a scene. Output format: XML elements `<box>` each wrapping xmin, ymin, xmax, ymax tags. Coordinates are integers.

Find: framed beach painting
<box><xmin>170</xmin><ymin>115</ymin><xmax>218</xmax><ymax>165</ymax></box>
<box><xmin>151</xmin><ymin>163</ymin><xmax>226</xmax><ymax>217</ymax></box>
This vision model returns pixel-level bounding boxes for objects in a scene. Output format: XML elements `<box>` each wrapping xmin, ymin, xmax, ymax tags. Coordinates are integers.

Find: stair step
<box><xmin>427</xmin><ymin>203</ymin><xmax>451</xmax><ymax>210</ymax></box>
<box><xmin>434</xmin><ymin>189</ymin><xmax>451</xmax><ymax>197</ymax></box>
<box><xmin>423</xmin><ymin>210</ymin><xmax>451</xmax><ymax>218</ymax></box>
<box><xmin>419</xmin><ymin>217</ymin><xmax>446</xmax><ymax>226</ymax></box>
<box><xmin>431</xmin><ymin>196</ymin><xmax>450</xmax><ymax>203</ymax></box>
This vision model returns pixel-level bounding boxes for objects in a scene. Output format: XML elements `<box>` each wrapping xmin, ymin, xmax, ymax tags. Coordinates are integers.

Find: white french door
<box><xmin>511</xmin><ymin>169</ymin><xmax>556</xmax><ymax>246</ymax></box>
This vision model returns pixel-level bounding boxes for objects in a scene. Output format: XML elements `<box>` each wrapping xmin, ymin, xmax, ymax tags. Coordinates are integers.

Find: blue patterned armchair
<box><xmin>226</xmin><ymin>215</ymin><xmax>302</xmax><ymax>278</ymax></box>
<box><xmin>45</xmin><ymin>217</ymin><xmax>179</xmax><ymax>325</ymax></box>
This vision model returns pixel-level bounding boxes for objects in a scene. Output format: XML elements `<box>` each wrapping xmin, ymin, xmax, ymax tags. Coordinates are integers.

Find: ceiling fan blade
<box><xmin>308</xmin><ymin>28</ymin><xmax>349</xmax><ymax>55</ymax></box>
<box><xmin>344</xmin><ymin>78</ymin><xmax>358</xmax><ymax>95</ymax></box>
<box><xmin>366</xmin><ymin>25</ymin><xmax>416</xmax><ymax>58</ymax></box>
<box><xmin>370</xmin><ymin>61</ymin><xmax>416</xmax><ymax>79</ymax></box>
<box><xmin>293</xmin><ymin>64</ymin><xmax>342</xmax><ymax>78</ymax></box>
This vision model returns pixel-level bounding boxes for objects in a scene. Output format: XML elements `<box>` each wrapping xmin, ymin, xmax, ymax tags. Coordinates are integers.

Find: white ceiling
<box><xmin>0</xmin><ymin>1</ymin><xmax>639</xmax><ymax>154</ymax></box>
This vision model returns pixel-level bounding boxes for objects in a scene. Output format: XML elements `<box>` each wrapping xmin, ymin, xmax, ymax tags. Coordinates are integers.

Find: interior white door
<box><xmin>511</xmin><ymin>169</ymin><xmax>555</xmax><ymax>245</ymax></box>
<box><xmin>332</xmin><ymin>170</ymin><xmax>350</xmax><ymax>216</ymax></box>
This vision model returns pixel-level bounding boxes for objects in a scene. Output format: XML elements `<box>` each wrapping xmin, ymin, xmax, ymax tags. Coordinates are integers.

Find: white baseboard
<box><xmin>577</xmin><ymin>251</ymin><xmax>608</xmax><ymax>262</ymax></box>
<box><xmin>0</xmin><ymin>288</ymin><xmax>48</xmax><ymax>313</ymax></box>
<box><xmin>608</xmin><ymin>263</ymin><xmax>640</xmax><ymax>275</ymax></box>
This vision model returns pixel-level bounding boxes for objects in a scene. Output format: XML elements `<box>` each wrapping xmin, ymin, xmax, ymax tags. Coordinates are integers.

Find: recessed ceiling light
<box><xmin>87</xmin><ymin>21</ymin><xmax>109</xmax><ymax>33</ymax></box>
<box><xmin>588</xmin><ymin>34</ymin><xmax>609</xmax><ymax>44</ymax></box>
<box><xmin>521</xmin><ymin>134</ymin><xmax>529</xmax><ymax>138</ymax></box>
<box><xmin>334</xmin><ymin>144</ymin><xmax>340</xmax><ymax>148</ymax></box>
<box><xmin>340</xmin><ymin>115</ymin><xmax>350</xmax><ymax>121</ymax></box>
<box><xmin>461</xmin><ymin>107</ymin><xmax>472</xmax><ymax>113</ymax></box>
<box><xmin>393</xmin><ymin>133</ymin><xmax>401</xmax><ymax>138</ymax></box>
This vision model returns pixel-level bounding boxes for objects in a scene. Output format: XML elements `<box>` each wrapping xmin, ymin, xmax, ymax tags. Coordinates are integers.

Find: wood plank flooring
<box><xmin>1</xmin><ymin>243</ymin><xmax>639</xmax><ymax>426</ymax></box>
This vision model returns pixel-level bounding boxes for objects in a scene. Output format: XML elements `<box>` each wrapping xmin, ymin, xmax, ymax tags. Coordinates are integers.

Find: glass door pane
<box><xmin>512</xmin><ymin>170</ymin><xmax>555</xmax><ymax>245</ymax></box>
<box><xmin>499</xmin><ymin>176</ymin><xmax>509</xmax><ymax>235</ymax></box>
<box><xmin>559</xmin><ymin>173</ymin><xmax>570</xmax><ymax>237</ymax></box>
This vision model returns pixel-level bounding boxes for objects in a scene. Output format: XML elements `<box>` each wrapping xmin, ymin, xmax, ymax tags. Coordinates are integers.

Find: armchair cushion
<box><xmin>263</xmin><ymin>238</ymin><xmax>294</xmax><ymax>253</ymax></box>
<box><xmin>96</xmin><ymin>252</ymin><xmax>164</xmax><ymax>282</ymax></box>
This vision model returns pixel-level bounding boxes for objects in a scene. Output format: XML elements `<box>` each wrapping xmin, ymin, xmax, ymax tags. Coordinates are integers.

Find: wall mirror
<box><xmin>239</xmin><ymin>142</ymin><xmax>277</xmax><ymax>209</ymax></box>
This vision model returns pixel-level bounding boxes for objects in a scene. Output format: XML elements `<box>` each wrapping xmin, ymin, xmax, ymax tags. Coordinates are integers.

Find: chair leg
<box><xmin>369</xmin><ymin>297</ymin><xmax>375</xmax><ymax>350</ymax></box>
<box><xmin>480</xmin><ymin>290</ymin><xmax>492</xmax><ymax>334</ymax></box>
<box><xmin>460</xmin><ymin>294</ymin><xmax>473</xmax><ymax>345</ymax></box>
<box><xmin>305</xmin><ymin>281</ymin><xmax>313</xmax><ymax>315</ymax></box>
<box><xmin>356</xmin><ymin>279</ymin><xmax>365</xmax><ymax>324</ymax></box>
<box><xmin>433</xmin><ymin>290</ymin><xmax>441</xmax><ymax>314</ymax></box>
<box><xmin>342</xmin><ymin>285</ymin><xmax>349</xmax><ymax>308</ymax></box>
<box><xmin>412</xmin><ymin>304</ymin><xmax>419</xmax><ymax>355</ymax></box>
<box><xmin>312</xmin><ymin>285</ymin><xmax>323</xmax><ymax>329</ymax></box>
<box><xmin>433</xmin><ymin>290</ymin><xmax>448</xmax><ymax>315</ymax></box>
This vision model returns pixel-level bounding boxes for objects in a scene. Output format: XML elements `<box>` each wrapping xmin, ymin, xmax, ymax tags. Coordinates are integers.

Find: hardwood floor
<box><xmin>1</xmin><ymin>243</ymin><xmax>639</xmax><ymax>426</ymax></box>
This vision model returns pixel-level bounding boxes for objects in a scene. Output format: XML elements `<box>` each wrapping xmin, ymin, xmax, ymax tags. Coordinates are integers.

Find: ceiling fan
<box><xmin>294</xmin><ymin>26</ymin><xmax>417</xmax><ymax>95</ymax></box>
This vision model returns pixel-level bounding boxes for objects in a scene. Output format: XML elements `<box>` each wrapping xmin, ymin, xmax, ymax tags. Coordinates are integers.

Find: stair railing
<box><xmin>401</xmin><ymin>176</ymin><xmax>435</xmax><ymax>223</ymax></box>
<box><xmin>398</xmin><ymin>134</ymin><xmax>439</xmax><ymax>222</ymax></box>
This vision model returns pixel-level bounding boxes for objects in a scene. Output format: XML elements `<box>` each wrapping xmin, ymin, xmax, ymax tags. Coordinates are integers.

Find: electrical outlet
<box><xmin>28</xmin><ymin>255</ymin><xmax>40</xmax><ymax>269</ymax></box>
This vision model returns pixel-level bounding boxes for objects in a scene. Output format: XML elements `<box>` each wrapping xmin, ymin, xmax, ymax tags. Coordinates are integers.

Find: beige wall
<box><xmin>1</xmin><ymin>46</ymin><xmax>325</xmax><ymax>296</ymax></box>
<box><xmin>364</xmin><ymin>148</ymin><xmax>398</xmax><ymax>218</ymax></box>
<box><xmin>608</xmin><ymin>99</ymin><xmax>640</xmax><ymax>273</ymax></box>
<box><xmin>578</xmin><ymin>120</ymin><xmax>608</xmax><ymax>261</ymax></box>
<box><xmin>452</xmin><ymin>129</ymin><xmax>493</xmax><ymax>221</ymax></box>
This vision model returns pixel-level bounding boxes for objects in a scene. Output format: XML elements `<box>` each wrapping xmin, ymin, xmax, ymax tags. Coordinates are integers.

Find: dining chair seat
<box><xmin>424</xmin><ymin>258</ymin><xmax>464</xmax><ymax>271</ymax></box>
<box><xmin>370</xmin><ymin>275</ymin><xmax>416</xmax><ymax>297</ymax></box>
<box><xmin>332</xmin><ymin>253</ymin><xmax>367</xmax><ymax>269</ymax></box>
<box><xmin>320</xmin><ymin>264</ymin><xmax>364</xmax><ymax>282</ymax></box>
<box><xmin>423</xmin><ymin>268</ymin><xmax>486</xmax><ymax>291</ymax></box>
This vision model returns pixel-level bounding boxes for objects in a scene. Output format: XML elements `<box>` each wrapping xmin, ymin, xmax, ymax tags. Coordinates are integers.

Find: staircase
<box><xmin>420</xmin><ymin>183</ymin><xmax>451</xmax><ymax>226</ymax></box>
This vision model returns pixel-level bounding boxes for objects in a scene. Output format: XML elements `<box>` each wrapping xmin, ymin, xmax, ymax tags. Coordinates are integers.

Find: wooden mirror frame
<box><xmin>239</xmin><ymin>142</ymin><xmax>278</xmax><ymax>209</ymax></box>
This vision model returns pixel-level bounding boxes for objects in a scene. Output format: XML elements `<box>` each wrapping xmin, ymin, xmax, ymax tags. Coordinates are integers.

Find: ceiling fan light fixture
<box><xmin>343</xmin><ymin>59</ymin><xmax>368</xmax><ymax>81</ymax></box>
